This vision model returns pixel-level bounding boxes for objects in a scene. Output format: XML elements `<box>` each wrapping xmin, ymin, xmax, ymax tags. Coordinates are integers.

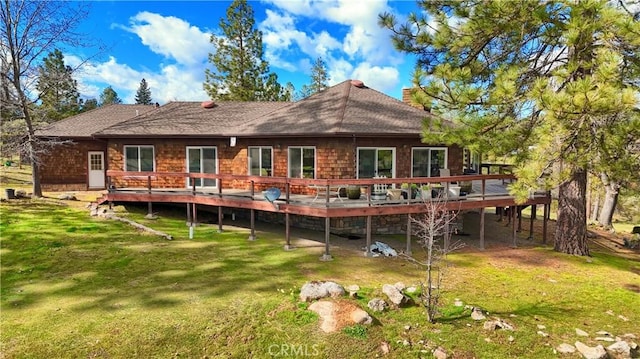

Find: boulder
<box><xmin>346</xmin><ymin>284</ymin><xmax>360</xmax><ymax>298</ymax></box>
<box><xmin>606</xmin><ymin>341</ymin><xmax>631</xmax><ymax>359</ymax></box>
<box><xmin>368</xmin><ymin>298</ymin><xmax>388</xmax><ymax>312</ymax></box>
<box><xmin>575</xmin><ymin>341</ymin><xmax>607</xmax><ymax>359</ymax></box>
<box><xmin>576</xmin><ymin>328</ymin><xmax>590</xmax><ymax>337</ymax></box>
<box><xmin>350</xmin><ymin>308</ymin><xmax>372</xmax><ymax>325</ymax></box>
<box><xmin>382</xmin><ymin>284</ymin><xmax>408</xmax><ymax>306</ymax></box>
<box><xmin>433</xmin><ymin>347</ymin><xmax>447</xmax><ymax>359</ymax></box>
<box><xmin>471</xmin><ymin>307</ymin><xmax>486</xmax><ymax>321</ymax></box>
<box><xmin>556</xmin><ymin>343</ymin><xmax>576</xmax><ymax>354</ymax></box>
<box><xmin>308</xmin><ymin>301</ymin><xmax>337</xmax><ymax>333</ymax></box>
<box><xmin>299</xmin><ymin>281</ymin><xmax>345</xmax><ymax>302</ymax></box>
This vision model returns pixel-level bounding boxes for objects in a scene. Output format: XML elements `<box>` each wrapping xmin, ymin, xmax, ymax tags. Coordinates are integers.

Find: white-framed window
<box><xmin>186</xmin><ymin>146</ymin><xmax>218</xmax><ymax>188</ymax></box>
<box><xmin>124</xmin><ymin>145</ymin><xmax>154</xmax><ymax>172</ymax></box>
<box><xmin>357</xmin><ymin>147</ymin><xmax>395</xmax><ymax>178</ymax></box>
<box><xmin>288</xmin><ymin>146</ymin><xmax>315</xmax><ymax>178</ymax></box>
<box><xmin>411</xmin><ymin>147</ymin><xmax>447</xmax><ymax>177</ymax></box>
<box><xmin>248</xmin><ymin>146</ymin><xmax>273</xmax><ymax>176</ymax></box>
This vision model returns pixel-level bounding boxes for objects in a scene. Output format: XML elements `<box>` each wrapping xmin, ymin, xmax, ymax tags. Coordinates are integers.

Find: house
<box><xmin>35</xmin><ymin>104</ymin><xmax>157</xmax><ymax>191</ymax></box>
<box><xmin>35</xmin><ymin>80</ymin><xmax>550</xmax><ymax>249</ymax></box>
<box><xmin>37</xmin><ymin>80</ymin><xmax>463</xmax><ymax>192</ymax></box>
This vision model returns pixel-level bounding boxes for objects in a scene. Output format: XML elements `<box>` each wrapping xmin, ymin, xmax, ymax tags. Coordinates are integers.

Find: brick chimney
<box><xmin>402</xmin><ymin>88</ymin><xmax>430</xmax><ymax>112</ymax></box>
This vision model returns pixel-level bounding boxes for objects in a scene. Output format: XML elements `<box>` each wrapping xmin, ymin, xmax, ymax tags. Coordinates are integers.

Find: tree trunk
<box><xmin>598</xmin><ymin>173</ymin><xmax>619</xmax><ymax>230</ymax></box>
<box><xmin>590</xmin><ymin>190</ymin><xmax>600</xmax><ymax>223</ymax></box>
<box><xmin>554</xmin><ymin>168</ymin><xmax>590</xmax><ymax>256</ymax></box>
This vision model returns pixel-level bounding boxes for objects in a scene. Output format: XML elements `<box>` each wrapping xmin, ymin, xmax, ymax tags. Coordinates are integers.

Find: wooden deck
<box><xmin>102</xmin><ymin>171</ymin><xmax>551</xmax><ymax>258</ymax></box>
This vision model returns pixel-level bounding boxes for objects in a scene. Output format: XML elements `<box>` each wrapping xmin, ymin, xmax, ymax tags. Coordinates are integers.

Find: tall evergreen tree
<box><xmin>100</xmin><ymin>86</ymin><xmax>122</xmax><ymax>105</ymax></box>
<box><xmin>134</xmin><ymin>78</ymin><xmax>153</xmax><ymax>105</ymax></box>
<box><xmin>299</xmin><ymin>57</ymin><xmax>330</xmax><ymax>99</ymax></box>
<box><xmin>35</xmin><ymin>49</ymin><xmax>79</xmax><ymax>122</ymax></box>
<box><xmin>380</xmin><ymin>0</ymin><xmax>640</xmax><ymax>255</ymax></box>
<box><xmin>78</xmin><ymin>98</ymin><xmax>98</xmax><ymax>112</ymax></box>
<box><xmin>203</xmin><ymin>0</ymin><xmax>287</xmax><ymax>101</ymax></box>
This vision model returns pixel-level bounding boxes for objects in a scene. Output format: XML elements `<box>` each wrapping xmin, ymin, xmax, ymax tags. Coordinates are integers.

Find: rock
<box><xmin>406</xmin><ymin>286</ymin><xmax>417</xmax><ymax>293</ymax></box>
<box><xmin>404</xmin><ymin>325</ymin><xmax>411</xmax><ymax>331</ymax></box>
<box><xmin>596</xmin><ymin>337</ymin><xmax>615</xmax><ymax>342</ymax></box>
<box><xmin>606</xmin><ymin>340</ymin><xmax>631</xmax><ymax>359</ymax></box>
<box><xmin>556</xmin><ymin>343</ymin><xmax>576</xmax><ymax>354</ymax></box>
<box><xmin>576</xmin><ymin>328</ymin><xmax>590</xmax><ymax>337</ymax></box>
<box><xmin>382</xmin><ymin>284</ymin><xmax>408</xmax><ymax>306</ymax></box>
<box><xmin>368</xmin><ymin>298</ymin><xmax>388</xmax><ymax>312</ymax></box>
<box><xmin>380</xmin><ymin>341</ymin><xmax>390</xmax><ymax>355</ymax></box>
<box><xmin>308</xmin><ymin>301</ymin><xmax>337</xmax><ymax>333</ymax></box>
<box><xmin>433</xmin><ymin>347</ymin><xmax>447</xmax><ymax>359</ymax></box>
<box><xmin>299</xmin><ymin>281</ymin><xmax>345</xmax><ymax>302</ymax></box>
<box><xmin>402</xmin><ymin>339</ymin><xmax>410</xmax><ymax>347</ymax></box>
<box><xmin>58</xmin><ymin>193</ymin><xmax>77</xmax><ymax>201</ymax></box>
<box><xmin>394</xmin><ymin>282</ymin><xmax>406</xmax><ymax>291</ymax></box>
<box><xmin>508</xmin><ymin>336</ymin><xmax>514</xmax><ymax>342</ymax></box>
<box><xmin>350</xmin><ymin>308</ymin><xmax>372</xmax><ymax>325</ymax></box>
<box><xmin>471</xmin><ymin>307</ymin><xmax>486</xmax><ymax>321</ymax></box>
<box><xmin>575</xmin><ymin>341</ymin><xmax>607</xmax><ymax>359</ymax></box>
<box><xmin>622</xmin><ymin>334</ymin><xmax>637</xmax><ymax>340</ymax></box>
<box><xmin>346</xmin><ymin>284</ymin><xmax>360</xmax><ymax>298</ymax></box>
<box><xmin>454</xmin><ymin>298</ymin><xmax>463</xmax><ymax>307</ymax></box>
<box><xmin>537</xmin><ymin>324</ymin><xmax>546</xmax><ymax>330</ymax></box>
<box><xmin>537</xmin><ymin>331</ymin><xmax>548</xmax><ymax>337</ymax></box>
<box><xmin>596</xmin><ymin>331</ymin><xmax>612</xmax><ymax>336</ymax></box>
<box><xmin>483</xmin><ymin>319</ymin><xmax>514</xmax><ymax>331</ymax></box>
<box><xmin>618</xmin><ymin>315</ymin><xmax>629</xmax><ymax>322</ymax></box>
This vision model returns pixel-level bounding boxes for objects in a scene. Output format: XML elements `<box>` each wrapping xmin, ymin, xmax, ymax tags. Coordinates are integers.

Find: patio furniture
<box><xmin>310</xmin><ymin>185</ymin><xmax>344</xmax><ymax>202</ymax></box>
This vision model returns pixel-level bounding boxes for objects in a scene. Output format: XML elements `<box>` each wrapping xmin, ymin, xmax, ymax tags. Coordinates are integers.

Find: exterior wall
<box><xmin>106</xmin><ymin>137</ymin><xmax>463</xmax><ymax>190</ymax></box>
<box><xmin>39</xmin><ymin>139</ymin><xmax>107</xmax><ymax>191</ymax></box>
<box><xmin>256</xmin><ymin>211</ymin><xmax>409</xmax><ymax>235</ymax></box>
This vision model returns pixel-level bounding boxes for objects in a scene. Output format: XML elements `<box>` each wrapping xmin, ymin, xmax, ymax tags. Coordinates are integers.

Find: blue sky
<box><xmin>65</xmin><ymin>0</ymin><xmax>421</xmax><ymax>104</ymax></box>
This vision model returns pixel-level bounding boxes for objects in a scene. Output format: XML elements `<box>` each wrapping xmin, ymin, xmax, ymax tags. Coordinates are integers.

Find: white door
<box><xmin>88</xmin><ymin>151</ymin><xmax>105</xmax><ymax>189</ymax></box>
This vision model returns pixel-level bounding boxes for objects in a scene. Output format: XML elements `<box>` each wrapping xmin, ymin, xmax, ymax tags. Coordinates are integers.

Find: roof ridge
<box><xmin>334</xmin><ymin>80</ymin><xmax>351</xmax><ymax>132</ymax></box>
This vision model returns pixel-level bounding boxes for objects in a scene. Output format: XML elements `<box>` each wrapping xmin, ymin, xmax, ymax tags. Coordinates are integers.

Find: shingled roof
<box><xmin>35</xmin><ymin>104</ymin><xmax>157</xmax><ymax>138</ymax></box>
<box><xmin>240</xmin><ymin>80</ymin><xmax>437</xmax><ymax>136</ymax></box>
<box><xmin>38</xmin><ymin>80</ymin><xmax>440</xmax><ymax>139</ymax></box>
<box><xmin>94</xmin><ymin>101</ymin><xmax>289</xmax><ymax>137</ymax></box>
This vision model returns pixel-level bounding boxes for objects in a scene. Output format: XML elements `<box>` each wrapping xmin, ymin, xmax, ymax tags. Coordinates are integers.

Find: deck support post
<box><xmin>405</xmin><ymin>214</ymin><xmax>412</xmax><ymax>256</ymax></box>
<box><xmin>186</xmin><ymin>203</ymin><xmax>193</xmax><ymax>239</ymax></box>
<box><xmin>479</xmin><ymin>207</ymin><xmax>485</xmax><ymax>250</ymax></box>
<box><xmin>146</xmin><ymin>175</ymin><xmax>154</xmax><ymax>218</ymax></box>
<box><xmin>248</xmin><ymin>209</ymin><xmax>256</xmax><ymax>241</ymax></box>
<box><xmin>543</xmin><ymin>203</ymin><xmax>549</xmax><ymax>244</ymax></box>
<box><xmin>511</xmin><ymin>205</ymin><xmax>517</xmax><ymax>247</ymax></box>
<box><xmin>365</xmin><ymin>215</ymin><xmax>373</xmax><ymax>257</ymax></box>
<box><xmin>217</xmin><ymin>206</ymin><xmax>223</xmax><ymax>233</ymax></box>
<box><xmin>284</xmin><ymin>213</ymin><xmax>292</xmax><ymax>250</ymax></box>
<box><xmin>320</xmin><ymin>217</ymin><xmax>332</xmax><ymax>261</ymax></box>
<box><xmin>528</xmin><ymin>205</ymin><xmax>536</xmax><ymax>240</ymax></box>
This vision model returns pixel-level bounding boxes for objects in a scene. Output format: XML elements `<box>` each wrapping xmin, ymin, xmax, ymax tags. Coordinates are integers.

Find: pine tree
<box><xmin>299</xmin><ymin>57</ymin><xmax>330</xmax><ymax>99</ymax></box>
<box><xmin>100</xmin><ymin>86</ymin><xmax>122</xmax><ymax>105</ymax></box>
<box><xmin>135</xmin><ymin>78</ymin><xmax>153</xmax><ymax>105</ymax></box>
<box><xmin>380</xmin><ymin>0</ymin><xmax>640</xmax><ymax>255</ymax></box>
<box><xmin>36</xmin><ymin>49</ymin><xmax>80</xmax><ymax>122</ymax></box>
<box><xmin>203</xmin><ymin>0</ymin><xmax>287</xmax><ymax>101</ymax></box>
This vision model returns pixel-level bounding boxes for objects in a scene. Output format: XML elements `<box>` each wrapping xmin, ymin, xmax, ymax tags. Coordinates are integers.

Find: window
<box><xmin>124</xmin><ymin>145</ymin><xmax>154</xmax><ymax>172</ymax></box>
<box><xmin>187</xmin><ymin>147</ymin><xmax>217</xmax><ymax>188</ymax></box>
<box><xmin>288</xmin><ymin>146</ymin><xmax>315</xmax><ymax>178</ymax></box>
<box><xmin>248</xmin><ymin>146</ymin><xmax>273</xmax><ymax>176</ymax></box>
<box><xmin>357</xmin><ymin>147</ymin><xmax>395</xmax><ymax>178</ymax></box>
<box><xmin>412</xmin><ymin>147</ymin><xmax>447</xmax><ymax>177</ymax></box>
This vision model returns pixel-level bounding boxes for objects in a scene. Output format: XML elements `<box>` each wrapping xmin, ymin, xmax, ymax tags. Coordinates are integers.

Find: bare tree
<box><xmin>0</xmin><ymin>0</ymin><xmax>88</xmax><ymax>196</ymax></box>
<box><xmin>403</xmin><ymin>194</ymin><xmax>464</xmax><ymax>323</ymax></box>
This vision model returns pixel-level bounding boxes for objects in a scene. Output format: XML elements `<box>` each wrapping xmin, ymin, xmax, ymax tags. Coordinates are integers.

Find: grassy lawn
<box><xmin>1</xmin><ymin>200</ymin><xmax>639</xmax><ymax>358</ymax></box>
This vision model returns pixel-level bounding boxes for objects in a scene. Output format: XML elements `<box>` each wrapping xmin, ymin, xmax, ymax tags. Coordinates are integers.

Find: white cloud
<box><xmin>67</xmin><ymin>55</ymin><xmax>207</xmax><ymax>104</ymax></box>
<box><xmin>351</xmin><ymin>63</ymin><xmax>399</xmax><ymax>94</ymax></box>
<box><xmin>121</xmin><ymin>11</ymin><xmax>211</xmax><ymax>67</ymax></box>
<box><xmin>262</xmin><ymin>0</ymin><xmax>405</xmax><ymax>87</ymax></box>
<box><xmin>67</xmin><ymin>12</ymin><xmax>211</xmax><ymax>104</ymax></box>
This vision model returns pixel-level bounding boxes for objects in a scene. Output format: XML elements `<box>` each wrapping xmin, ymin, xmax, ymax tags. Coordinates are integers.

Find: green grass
<box><xmin>1</xmin><ymin>200</ymin><xmax>639</xmax><ymax>358</ymax></box>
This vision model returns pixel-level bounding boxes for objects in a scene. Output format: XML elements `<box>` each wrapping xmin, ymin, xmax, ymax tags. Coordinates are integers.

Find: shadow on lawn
<box><xmin>0</xmin><ymin>201</ymin><xmax>416</xmax><ymax>313</ymax></box>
